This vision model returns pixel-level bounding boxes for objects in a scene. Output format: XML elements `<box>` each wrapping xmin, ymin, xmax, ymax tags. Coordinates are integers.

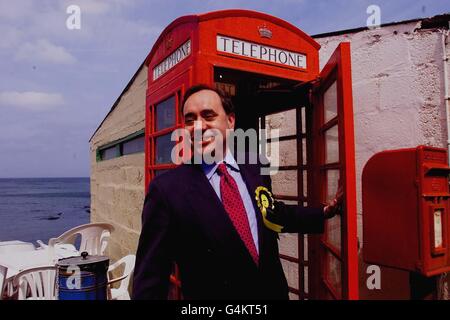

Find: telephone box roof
<box><xmin>144</xmin><ymin>9</ymin><xmax>321</xmax><ymax>66</ymax></box>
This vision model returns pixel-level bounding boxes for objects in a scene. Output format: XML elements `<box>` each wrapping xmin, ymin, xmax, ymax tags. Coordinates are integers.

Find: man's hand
<box><xmin>323</xmin><ymin>186</ymin><xmax>344</xmax><ymax>219</ymax></box>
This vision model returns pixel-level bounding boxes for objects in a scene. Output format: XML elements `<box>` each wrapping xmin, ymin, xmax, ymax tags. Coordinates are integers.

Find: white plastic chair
<box><xmin>0</xmin><ymin>241</ymin><xmax>35</xmax><ymax>254</ymax></box>
<box><xmin>12</xmin><ymin>266</ymin><xmax>56</xmax><ymax>300</ymax></box>
<box><xmin>0</xmin><ymin>265</ymin><xmax>7</xmax><ymax>300</ymax></box>
<box><xmin>48</xmin><ymin>223</ymin><xmax>114</xmax><ymax>256</ymax></box>
<box><xmin>107</xmin><ymin>255</ymin><xmax>136</xmax><ymax>300</ymax></box>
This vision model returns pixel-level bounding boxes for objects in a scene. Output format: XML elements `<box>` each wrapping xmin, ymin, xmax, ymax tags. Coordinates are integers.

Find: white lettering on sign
<box><xmin>434</xmin><ymin>209</ymin><xmax>443</xmax><ymax>248</ymax></box>
<box><xmin>216</xmin><ymin>35</ymin><xmax>307</xmax><ymax>70</ymax></box>
<box><xmin>153</xmin><ymin>39</ymin><xmax>191</xmax><ymax>80</ymax></box>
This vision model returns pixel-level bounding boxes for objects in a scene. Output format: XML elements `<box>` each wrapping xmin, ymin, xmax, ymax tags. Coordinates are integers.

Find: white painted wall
<box><xmin>316</xmin><ymin>21</ymin><xmax>449</xmax><ymax>242</ymax></box>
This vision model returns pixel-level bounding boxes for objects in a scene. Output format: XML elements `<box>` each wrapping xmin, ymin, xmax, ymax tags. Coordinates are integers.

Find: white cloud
<box><xmin>15</xmin><ymin>39</ymin><xmax>76</xmax><ymax>64</ymax></box>
<box><xmin>0</xmin><ymin>91</ymin><xmax>65</xmax><ymax>111</ymax></box>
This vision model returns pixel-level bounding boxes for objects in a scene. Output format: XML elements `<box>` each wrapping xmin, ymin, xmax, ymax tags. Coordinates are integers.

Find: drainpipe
<box><xmin>443</xmin><ymin>27</ymin><xmax>450</xmax><ymax>164</ymax></box>
<box><xmin>441</xmin><ymin>25</ymin><xmax>450</xmax><ymax>301</ymax></box>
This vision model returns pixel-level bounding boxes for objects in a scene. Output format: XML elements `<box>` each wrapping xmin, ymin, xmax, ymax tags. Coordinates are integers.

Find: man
<box><xmin>132</xmin><ymin>84</ymin><xmax>342</xmax><ymax>300</ymax></box>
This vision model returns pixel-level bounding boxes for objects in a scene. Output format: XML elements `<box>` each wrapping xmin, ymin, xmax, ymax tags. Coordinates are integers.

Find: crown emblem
<box><xmin>165</xmin><ymin>35</ymin><xmax>173</xmax><ymax>50</ymax></box>
<box><xmin>258</xmin><ymin>25</ymin><xmax>272</xmax><ymax>39</ymax></box>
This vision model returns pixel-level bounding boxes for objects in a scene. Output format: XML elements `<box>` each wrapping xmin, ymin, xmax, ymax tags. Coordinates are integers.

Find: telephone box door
<box><xmin>309</xmin><ymin>42</ymin><xmax>358</xmax><ymax>300</ymax></box>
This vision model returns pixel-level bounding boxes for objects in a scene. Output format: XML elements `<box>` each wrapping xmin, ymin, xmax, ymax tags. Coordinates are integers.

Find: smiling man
<box><xmin>183</xmin><ymin>86</ymin><xmax>234</xmax><ymax>161</ymax></box>
<box><xmin>132</xmin><ymin>84</ymin><xmax>342</xmax><ymax>300</ymax></box>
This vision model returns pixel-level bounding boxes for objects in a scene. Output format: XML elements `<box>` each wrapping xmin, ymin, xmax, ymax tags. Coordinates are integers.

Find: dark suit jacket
<box><xmin>132</xmin><ymin>162</ymin><xmax>324</xmax><ymax>300</ymax></box>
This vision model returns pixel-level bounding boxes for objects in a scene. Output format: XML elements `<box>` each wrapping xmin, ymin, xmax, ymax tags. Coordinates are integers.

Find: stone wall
<box><xmin>90</xmin><ymin>65</ymin><xmax>147</xmax><ymax>268</ymax></box>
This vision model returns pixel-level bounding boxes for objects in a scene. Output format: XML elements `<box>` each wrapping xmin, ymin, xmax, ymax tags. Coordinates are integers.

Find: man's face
<box><xmin>183</xmin><ymin>89</ymin><xmax>235</xmax><ymax>157</ymax></box>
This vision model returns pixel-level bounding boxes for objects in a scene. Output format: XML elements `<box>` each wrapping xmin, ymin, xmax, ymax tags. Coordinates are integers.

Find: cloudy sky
<box><xmin>0</xmin><ymin>0</ymin><xmax>448</xmax><ymax>178</ymax></box>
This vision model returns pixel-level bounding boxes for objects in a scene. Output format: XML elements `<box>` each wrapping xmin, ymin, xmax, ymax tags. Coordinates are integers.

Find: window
<box><xmin>156</xmin><ymin>96</ymin><xmax>176</xmax><ymax>131</ymax></box>
<box><xmin>148</xmin><ymin>92</ymin><xmax>181</xmax><ymax>179</ymax></box>
<box><xmin>97</xmin><ymin>129</ymin><xmax>144</xmax><ymax>161</ymax></box>
<box><xmin>155</xmin><ymin>133</ymin><xmax>175</xmax><ymax>164</ymax></box>
<box><xmin>123</xmin><ymin>135</ymin><xmax>145</xmax><ymax>155</ymax></box>
<box><xmin>100</xmin><ymin>146</ymin><xmax>119</xmax><ymax>161</ymax></box>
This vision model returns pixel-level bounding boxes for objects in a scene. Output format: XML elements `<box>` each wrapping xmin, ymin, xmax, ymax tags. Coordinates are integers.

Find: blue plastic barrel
<box><xmin>57</xmin><ymin>252</ymin><xmax>109</xmax><ymax>300</ymax></box>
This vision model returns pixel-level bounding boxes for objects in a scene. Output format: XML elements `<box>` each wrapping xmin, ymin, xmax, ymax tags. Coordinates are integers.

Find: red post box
<box><xmin>363</xmin><ymin>146</ymin><xmax>450</xmax><ymax>276</ymax></box>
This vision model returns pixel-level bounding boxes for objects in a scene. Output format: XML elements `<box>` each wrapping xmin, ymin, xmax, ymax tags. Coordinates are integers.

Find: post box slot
<box><xmin>423</xmin><ymin>164</ymin><xmax>450</xmax><ymax>176</ymax></box>
<box><xmin>422</xmin><ymin>193</ymin><xmax>450</xmax><ymax>198</ymax></box>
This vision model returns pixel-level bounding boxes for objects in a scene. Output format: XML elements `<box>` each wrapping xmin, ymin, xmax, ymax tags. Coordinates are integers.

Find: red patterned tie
<box><xmin>217</xmin><ymin>163</ymin><xmax>259</xmax><ymax>265</ymax></box>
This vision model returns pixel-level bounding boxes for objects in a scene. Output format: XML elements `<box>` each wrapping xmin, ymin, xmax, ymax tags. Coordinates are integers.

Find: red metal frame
<box><xmin>309</xmin><ymin>42</ymin><xmax>358</xmax><ymax>300</ymax></box>
<box><xmin>147</xmin><ymin>91</ymin><xmax>182</xmax><ymax>178</ymax></box>
<box><xmin>144</xmin><ymin>9</ymin><xmax>358</xmax><ymax>300</ymax></box>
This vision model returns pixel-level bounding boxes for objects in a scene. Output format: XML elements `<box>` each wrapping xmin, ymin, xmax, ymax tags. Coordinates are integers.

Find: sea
<box><xmin>0</xmin><ymin>178</ymin><xmax>90</xmax><ymax>245</ymax></box>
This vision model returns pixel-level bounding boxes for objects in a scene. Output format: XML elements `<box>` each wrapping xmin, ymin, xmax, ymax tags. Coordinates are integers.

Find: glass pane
<box><xmin>326</xmin><ymin>214</ymin><xmax>341</xmax><ymax>252</ymax></box>
<box><xmin>271</xmin><ymin>170</ymin><xmax>297</xmax><ymax>197</ymax></box>
<box><xmin>156</xmin><ymin>96</ymin><xmax>176</xmax><ymax>131</ymax></box>
<box><xmin>325</xmin><ymin>251</ymin><xmax>342</xmax><ymax>298</ymax></box>
<box><xmin>278</xmin><ymin>233</ymin><xmax>298</xmax><ymax>258</ymax></box>
<box><xmin>280</xmin><ymin>259</ymin><xmax>299</xmax><ymax>291</ymax></box>
<box><xmin>265</xmin><ymin>109</ymin><xmax>296</xmax><ymax>137</ymax></box>
<box><xmin>101</xmin><ymin>146</ymin><xmax>118</xmax><ymax>160</ymax></box>
<box><xmin>271</xmin><ymin>139</ymin><xmax>297</xmax><ymax>167</ymax></box>
<box><xmin>303</xmin><ymin>235</ymin><xmax>308</xmax><ymax>261</ymax></box>
<box><xmin>155</xmin><ymin>133</ymin><xmax>175</xmax><ymax>164</ymax></box>
<box><xmin>302</xmin><ymin>138</ymin><xmax>307</xmax><ymax>165</ymax></box>
<box><xmin>304</xmin><ymin>266</ymin><xmax>309</xmax><ymax>294</ymax></box>
<box><xmin>122</xmin><ymin>135</ymin><xmax>145</xmax><ymax>155</ymax></box>
<box><xmin>325</xmin><ymin>126</ymin><xmax>339</xmax><ymax>164</ymax></box>
<box><xmin>258</xmin><ymin>116</ymin><xmax>264</xmax><ymax>155</ymax></box>
<box><xmin>327</xmin><ymin>170</ymin><xmax>340</xmax><ymax>203</ymax></box>
<box><xmin>301</xmin><ymin>107</ymin><xmax>306</xmax><ymax>134</ymax></box>
<box><xmin>302</xmin><ymin>170</ymin><xmax>307</xmax><ymax>198</ymax></box>
<box><xmin>324</xmin><ymin>81</ymin><xmax>337</xmax><ymax>122</ymax></box>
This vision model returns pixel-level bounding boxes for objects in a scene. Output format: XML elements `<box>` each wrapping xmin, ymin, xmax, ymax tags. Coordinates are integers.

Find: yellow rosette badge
<box><xmin>255</xmin><ymin>186</ymin><xmax>283</xmax><ymax>233</ymax></box>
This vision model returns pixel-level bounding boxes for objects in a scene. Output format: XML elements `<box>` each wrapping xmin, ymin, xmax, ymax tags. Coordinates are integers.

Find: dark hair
<box><xmin>182</xmin><ymin>84</ymin><xmax>235</xmax><ymax>115</ymax></box>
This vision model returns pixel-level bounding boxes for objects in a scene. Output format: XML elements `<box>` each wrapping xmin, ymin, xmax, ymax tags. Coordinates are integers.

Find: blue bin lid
<box><xmin>57</xmin><ymin>251</ymin><xmax>109</xmax><ymax>267</ymax></box>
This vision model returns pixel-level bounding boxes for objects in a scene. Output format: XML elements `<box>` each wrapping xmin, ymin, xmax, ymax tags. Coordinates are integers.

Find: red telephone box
<box><xmin>144</xmin><ymin>9</ymin><xmax>358</xmax><ymax>300</ymax></box>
